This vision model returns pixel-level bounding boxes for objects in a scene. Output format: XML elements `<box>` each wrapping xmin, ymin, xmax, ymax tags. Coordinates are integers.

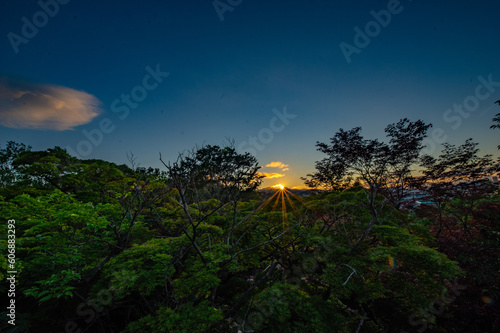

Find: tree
<box><xmin>417</xmin><ymin>139</ymin><xmax>500</xmax><ymax>332</ymax></box>
<box><xmin>302</xmin><ymin>157</ymin><xmax>347</xmax><ymax>190</ymax></box>
<box><xmin>419</xmin><ymin>139</ymin><xmax>495</xmax><ymax>242</ymax></box>
<box><xmin>491</xmin><ymin>100</ymin><xmax>500</xmax><ymax>150</ymax></box>
<box><xmin>152</xmin><ymin>144</ymin><xmax>296</xmax><ymax>330</ymax></box>
<box><xmin>242</xmin><ymin>188</ymin><xmax>462</xmax><ymax>333</ymax></box>
<box><xmin>304</xmin><ymin>119</ymin><xmax>431</xmax><ymax>204</ymax></box>
<box><xmin>163</xmin><ymin>143</ymin><xmax>262</xmax><ymax>204</ymax></box>
<box><xmin>303</xmin><ymin>119</ymin><xmax>431</xmax><ymax>254</ymax></box>
<box><xmin>0</xmin><ymin>141</ymin><xmax>31</xmax><ymax>187</ymax></box>
<box><xmin>2</xmin><ymin>145</ymin><xmax>141</xmax><ymax>204</ymax></box>
<box><xmin>383</xmin><ymin>118</ymin><xmax>433</xmax><ymax>209</ymax></box>
<box><xmin>0</xmin><ymin>190</ymin><xmax>124</xmax><ymax>330</ymax></box>
<box><xmin>160</xmin><ymin>143</ymin><xmax>265</xmax><ymax>260</ymax></box>
<box><xmin>2</xmin><ymin>140</ymin><xmax>493</xmax><ymax>332</ymax></box>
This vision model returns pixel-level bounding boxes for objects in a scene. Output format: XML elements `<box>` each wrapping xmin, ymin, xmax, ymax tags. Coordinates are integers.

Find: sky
<box><xmin>1</xmin><ymin>0</ymin><xmax>500</xmax><ymax>188</ymax></box>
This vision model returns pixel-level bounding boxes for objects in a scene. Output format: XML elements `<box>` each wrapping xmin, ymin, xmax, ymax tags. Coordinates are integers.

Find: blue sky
<box><xmin>1</xmin><ymin>0</ymin><xmax>499</xmax><ymax>188</ymax></box>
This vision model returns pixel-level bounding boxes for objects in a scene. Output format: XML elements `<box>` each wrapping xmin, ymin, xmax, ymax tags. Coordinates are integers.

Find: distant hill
<box><xmin>257</xmin><ymin>187</ymin><xmax>325</xmax><ymax>197</ymax></box>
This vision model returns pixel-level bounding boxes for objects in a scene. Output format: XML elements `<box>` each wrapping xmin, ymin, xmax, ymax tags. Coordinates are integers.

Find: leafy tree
<box><xmin>159</xmin><ymin>144</ymin><xmax>265</xmax><ymax>261</ymax></box>
<box><xmin>105</xmin><ymin>143</ymin><xmax>294</xmax><ymax>331</ymax></box>
<box><xmin>1</xmin><ymin>140</ymin><xmax>495</xmax><ymax>332</ymax></box>
<box><xmin>162</xmin><ymin>143</ymin><xmax>262</xmax><ymax>204</ymax></box>
<box><xmin>413</xmin><ymin>136</ymin><xmax>500</xmax><ymax>332</ymax></box>
<box><xmin>0</xmin><ymin>145</ymin><xmax>144</xmax><ymax>204</ymax></box>
<box><xmin>383</xmin><ymin>118</ymin><xmax>433</xmax><ymax>209</ymax></box>
<box><xmin>0</xmin><ymin>141</ymin><xmax>31</xmax><ymax>187</ymax></box>
<box><xmin>238</xmin><ymin>188</ymin><xmax>462</xmax><ymax>332</ymax></box>
<box><xmin>0</xmin><ymin>190</ymin><xmax>123</xmax><ymax>330</ymax></box>
<box><xmin>419</xmin><ymin>139</ymin><xmax>495</xmax><ymax>242</ymax></box>
<box><xmin>303</xmin><ymin>119</ymin><xmax>431</xmax><ymax>253</ymax></box>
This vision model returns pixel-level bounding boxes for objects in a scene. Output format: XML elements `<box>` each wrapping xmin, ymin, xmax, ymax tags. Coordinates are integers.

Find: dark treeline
<box><xmin>1</xmin><ymin>110</ymin><xmax>499</xmax><ymax>332</ymax></box>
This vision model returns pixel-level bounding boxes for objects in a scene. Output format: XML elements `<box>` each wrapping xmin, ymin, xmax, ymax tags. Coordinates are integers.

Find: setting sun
<box><xmin>272</xmin><ymin>184</ymin><xmax>285</xmax><ymax>190</ymax></box>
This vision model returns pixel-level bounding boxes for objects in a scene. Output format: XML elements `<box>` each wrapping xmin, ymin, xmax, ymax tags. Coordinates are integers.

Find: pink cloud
<box><xmin>0</xmin><ymin>77</ymin><xmax>102</xmax><ymax>131</ymax></box>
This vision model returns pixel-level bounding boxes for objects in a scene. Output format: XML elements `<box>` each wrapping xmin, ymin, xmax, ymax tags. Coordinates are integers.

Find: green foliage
<box><xmin>0</xmin><ymin>141</ymin><xmax>31</xmax><ymax>187</ymax></box>
<box><xmin>24</xmin><ymin>269</ymin><xmax>80</xmax><ymax>303</ymax></box>
<box><xmin>98</xmin><ymin>238</ymin><xmax>175</xmax><ymax>298</ymax></box>
<box><xmin>0</xmin><ymin>191</ymin><xmax>115</xmax><ymax>297</ymax></box>
<box><xmin>124</xmin><ymin>300</ymin><xmax>222</xmax><ymax>333</ymax></box>
<box><xmin>247</xmin><ymin>282</ymin><xmax>343</xmax><ymax>332</ymax></box>
<box><xmin>1</xmin><ymin>141</ymin><xmax>496</xmax><ymax>332</ymax></box>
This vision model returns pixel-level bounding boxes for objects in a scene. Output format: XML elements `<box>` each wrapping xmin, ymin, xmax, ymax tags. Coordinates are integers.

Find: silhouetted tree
<box><xmin>160</xmin><ymin>143</ymin><xmax>265</xmax><ymax>262</ymax></box>
<box><xmin>492</xmin><ymin>100</ymin><xmax>500</xmax><ymax>150</ymax></box>
<box><xmin>419</xmin><ymin>139</ymin><xmax>495</xmax><ymax>241</ymax></box>
<box><xmin>303</xmin><ymin>119</ymin><xmax>431</xmax><ymax>254</ymax></box>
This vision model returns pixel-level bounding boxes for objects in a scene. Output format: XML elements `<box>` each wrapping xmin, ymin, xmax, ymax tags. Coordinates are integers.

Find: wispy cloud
<box><xmin>257</xmin><ymin>172</ymin><xmax>285</xmax><ymax>179</ymax></box>
<box><xmin>0</xmin><ymin>77</ymin><xmax>102</xmax><ymax>131</ymax></box>
<box><xmin>265</xmin><ymin>161</ymin><xmax>289</xmax><ymax>169</ymax></box>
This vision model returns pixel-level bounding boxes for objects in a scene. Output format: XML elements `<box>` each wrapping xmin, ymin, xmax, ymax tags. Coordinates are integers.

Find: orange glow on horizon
<box><xmin>272</xmin><ymin>184</ymin><xmax>285</xmax><ymax>190</ymax></box>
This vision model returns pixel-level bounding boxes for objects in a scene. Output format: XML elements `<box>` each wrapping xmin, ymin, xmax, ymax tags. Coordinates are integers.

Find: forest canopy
<box><xmin>1</xmin><ymin>116</ymin><xmax>499</xmax><ymax>333</ymax></box>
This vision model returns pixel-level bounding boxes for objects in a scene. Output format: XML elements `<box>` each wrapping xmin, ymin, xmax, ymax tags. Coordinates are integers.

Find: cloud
<box><xmin>282</xmin><ymin>168</ymin><xmax>289</xmax><ymax>171</ymax></box>
<box><xmin>257</xmin><ymin>172</ymin><xmax>285</xmax><ymax>179</ymax></box>
<box><xmin>266</xmin><ymin>161</ymin><xmax>289</xmax><ymax>169</ymax></box>
<box><xmin>0</xmin><ymin>76</ymin><xmax>103</xmax><ymax>131</ymax></box>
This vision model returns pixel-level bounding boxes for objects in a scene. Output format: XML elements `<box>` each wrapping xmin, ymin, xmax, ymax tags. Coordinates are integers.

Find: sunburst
<box><xmin>241</xmin><ymin>184</ymin><xmax>305</xmax><ymax>246</ymax></box>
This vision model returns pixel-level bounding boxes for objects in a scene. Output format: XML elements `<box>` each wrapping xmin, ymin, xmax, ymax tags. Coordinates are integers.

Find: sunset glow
<box><xmin>273</xmin><ymin>184</ymin><xmax>285</xmax><ymax>190</ymax></box>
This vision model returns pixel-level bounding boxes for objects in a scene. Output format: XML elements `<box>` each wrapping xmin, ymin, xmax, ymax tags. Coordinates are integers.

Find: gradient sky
<box><xmin>1</xmin><ymin>0</ymin><xmax>500</xmax><ymax>188</ymax></box>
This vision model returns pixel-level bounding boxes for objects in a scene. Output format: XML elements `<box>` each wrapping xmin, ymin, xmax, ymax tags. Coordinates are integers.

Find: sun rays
<box><xmin>255</xmin><ymin>185</ymin><xmax>306</xmax><ymax>241</ymax></box>
<box><xmin>239</xmin><ymin>185</ymin><xmax>306</xmax><ymax>244</ymax></box>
